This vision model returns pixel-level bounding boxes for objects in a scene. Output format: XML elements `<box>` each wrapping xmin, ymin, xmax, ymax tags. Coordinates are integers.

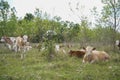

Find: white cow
<box><xmin>115</xmin><ymin>40</ymin><xmax>120</xmax><ymax>50</ymax></box>
<box><xmin>23</xmin><ymin>35</ymin><xmax>28</xmax><ymax>43</ymax></box>
<box><xmin>0</xmin><ymin>36</ymin><xmax>16</xmax><ymax>50</ymax></box>
<box><xmin>55</xmin><ymin>44</ymin><xmax>60</xmax><ymax>52</ymax></box>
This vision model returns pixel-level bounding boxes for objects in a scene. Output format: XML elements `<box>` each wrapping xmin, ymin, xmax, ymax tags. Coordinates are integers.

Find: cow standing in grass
<box><xmin>83</xmin><ymin>46</ymin><xmax>110</xmax><ymax>63</ymax></box>
<box><xmin>14</xmin><ymin>35</ymin><xmax>32</xmax><ymax>52</ymax></box>
<box><xmin>11</xmin><ymin>35</ymin><xmax>31</xmax><ymax>59</ymax></box>
<box><xmin>14</xmin><ymin>36</ymin><xmax>24</xmax><ymax>52</ymax></box>
<box><xmin>15</xmin><ymin>35</ymin><xmax>32</xmax><ymax>59</ymax></box>
<box><xmin>0</xmin><ymin>36</ymin><xmax>16</xmax><ymax>50</ymax></box>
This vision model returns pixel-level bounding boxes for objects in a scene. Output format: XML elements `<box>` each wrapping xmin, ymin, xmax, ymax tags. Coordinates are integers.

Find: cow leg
<box><xmin>90</xmin><ymin>60</ymin><xmax>95</xmax><ymax>63</ymax></box>
<box><xmin>12</xmin><ymin>44</ymin><xmax>17</xmax><ymax>52</ymax></box>
<box><xmin>21</xmin><ymin>53</ymin><xmax>24</xmax><ymax>59</ymax></box>
<box><xmin>17</xmin><ymin>46</ymin><xmax>21</xmax><ymax>52</ymax></box>
<box><xmin>82</xmin><ymin>59</ymin><xmax>86</xmax><ymax>63</ymax></box>
<box><xmin>21</xmin><ymin>47</ymin><xmax>26</xmax><ymax>59</ymax></box>
<box><xmin>6</xmin><ymin>44</ymin><xmax>12</xmax><ymax>50</ymax></box>
<box><xmin>23</xmin><ymin>47</ymin><xmax>26</xmax><ymax>53</ymax></box>
<box><xmin>21</xmin><ymin>53</ymin><xmax>26</xmax><ymax>59</ymax></box>
<box><xmin>21</xmin><ymin>54</ymin><xmax>23</xmax><ymax>59</ymax></box>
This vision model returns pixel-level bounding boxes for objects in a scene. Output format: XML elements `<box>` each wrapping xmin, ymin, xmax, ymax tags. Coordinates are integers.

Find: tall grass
<box><xmin>0</xmin><ymin>43</ymin><xmax>120</xmax><ymax>80</ymax></box>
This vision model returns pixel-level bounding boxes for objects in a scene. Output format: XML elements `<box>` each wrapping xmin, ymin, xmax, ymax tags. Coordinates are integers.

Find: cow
<box><xmin>83</xmin><ymin>46</ymin><xmax>110</xmax><ymax>63</ymax></box>
<box><xmin>0</xmin><ymin>36</ymin><xmax>16</xmax><ymax>50</ymax></box>
<box><xmin>115</xmin><ymin>40</ymin><xmax>120</xmax><ymax>50</ymax></box>
<box><xmin>1</xmin><ymin>35</ymin><xmax>31</xmax><ymax>59</ymax></box>
<box><xmin>68</xmin><ymin>49</ymin><xmax>85</xmax><ymax>58</ymax></box>
<box><xmin>14</xmin><ymin>35</ymin><xmax>32</xmax><ymax>52</ymax></box>
<box><xmin>14</xmin><ymin>36</ymin><xmax>25</xmax><ymax>52</ymax></box>
<box><xmin>54</xmin><ymin>44</ymin><xmax>67</xmax><ymax>54</ymax></box>
<box><xmin>15</xmin><ymin>36</ymin><xmax>27</xmax><ymax>59</ymax></box>
<box><xmin>23</xmin><ymin>35</ymin><xmax>29</xmax><ymax>43</ymax></box>
<box><xmin>13</xmin><ymin>35</ymin><xmax>32</xmax><ymax>59</ymax></box>
<box><xmin>55</xmin><ymin>44</ymin><xmax>60</xmax><ymax>52</ymax></box>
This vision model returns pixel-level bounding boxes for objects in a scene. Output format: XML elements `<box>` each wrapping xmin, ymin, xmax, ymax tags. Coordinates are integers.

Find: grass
<box><xmin>0</xmin><ymin>43</ymin><xmax>120</xmax><ymax>80</ymax></box>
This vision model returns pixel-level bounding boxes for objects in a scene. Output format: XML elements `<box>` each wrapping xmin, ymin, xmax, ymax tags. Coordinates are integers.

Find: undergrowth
<box><xmin>0</xmin><ymin>44</ymin><xmax>120</xmax><ymax>80</ymax></box>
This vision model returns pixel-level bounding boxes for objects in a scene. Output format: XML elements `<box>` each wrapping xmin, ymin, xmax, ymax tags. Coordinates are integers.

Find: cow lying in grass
<box><xmin>83</xmin><ymin>46</ymin><xmax>110</xmax><ymax>63</ymax></box>
<box><xmin>68</xmin><ymin>49</ymin><xmax>85</xmax><ymax>58</ymax></box>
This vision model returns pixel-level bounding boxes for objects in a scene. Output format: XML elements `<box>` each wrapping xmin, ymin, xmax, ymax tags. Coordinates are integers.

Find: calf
<box><xmin>83</xmin><ymin>46</ymin><xmax>110</xmax><ymax>63</ymax></box>
<box><xmin>68</xmin><ymin>50</ymin><xmax>85</xmax><ymax>58</ymax></box>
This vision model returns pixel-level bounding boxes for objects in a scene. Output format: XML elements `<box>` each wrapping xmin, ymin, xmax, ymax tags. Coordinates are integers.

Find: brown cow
<box><xmin>68</xmin><ymin>50</ymin><xmax>85</xmax><ymax>58</ymax></box>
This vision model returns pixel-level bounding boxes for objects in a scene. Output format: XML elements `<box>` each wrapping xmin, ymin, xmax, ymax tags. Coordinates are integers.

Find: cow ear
<box><xmin>92</xmin><ymin>47</ymin><xmax>96</xmax><ymax>50</ymax></box>
<box><xmin>83</xmin><ymin>47</ymin><xmax>86</xmax><ymax>50</ymax></box>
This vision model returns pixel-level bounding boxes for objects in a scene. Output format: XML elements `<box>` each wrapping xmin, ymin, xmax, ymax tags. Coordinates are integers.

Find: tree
<box><xmin>24</xmin><ymin>13</ymin><xmax>34</xmax><ymax>21</ymax></box>
<box><xmin>0</xmin><ymin>0</ymin><xmax>10</xmax><ymax>35</ymax></box>
<box><xmin>100</xmin><ymin>0</ymin><xmax>120</xmax><ymax>49</ymax></box>
<box><xmin>0</xmin><ymin>0</ymin><xmax>10</xmax><ymax>21</ymax></box>
<box><xmin>6</xmin><ymin>7</ymin><xmax>17</xmax><ymax>36</ymax></box>
<box><xmin>34</xmin><ymin>8</ymin><xmax>42</xmax><ymax>18</ymax></box>
<box><xmin>101</xmin><ymin>0</ymin><xmax>120</xmax><ymax>31</ymax></box>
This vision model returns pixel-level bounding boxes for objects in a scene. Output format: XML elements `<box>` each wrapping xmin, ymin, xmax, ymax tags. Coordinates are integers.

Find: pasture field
<box><xmin>0</xmin><ymin>43</ymin><xmax>120</xmax><ymax>80</ymax></box>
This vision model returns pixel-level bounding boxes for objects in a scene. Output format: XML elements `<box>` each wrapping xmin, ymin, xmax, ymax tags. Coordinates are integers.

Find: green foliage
<box><xmin>0</xmin><ymin>0</ymin><xmax>10</xmax><ymax>36</ymax></box>
<box><xmin>100</xmin><ymin>0</ymin><xmax>120</xmax><ymax>30</ymax></box>
<box><xmin>0</xmin><ymin>2</ymin><xmax>120</xmax><ymax>80</ymax></box>
<box><xmin>42</xmin><ymin>30</ymin><xmax>57</xmax><ymax>61</ymax></box>
<box><xmin>0</xmin><ymin>0</ymin><xmax>120</xmax><ymax>51</ymax></box>
<box><xmin>24</xmin><ymin>13</ymin><xmax>34</xmax><ymax>21</ymax></box>
<box><xmin>0</xmin><ymin>0</ymin><xmax>10</xmax><ymax>21</ymax></box>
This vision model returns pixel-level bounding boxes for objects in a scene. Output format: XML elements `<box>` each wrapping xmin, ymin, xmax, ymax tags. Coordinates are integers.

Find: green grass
<box><xmin>0</xmin><ymin>44</ymin><xmax>120</xmax><ymax>80</ymax></box>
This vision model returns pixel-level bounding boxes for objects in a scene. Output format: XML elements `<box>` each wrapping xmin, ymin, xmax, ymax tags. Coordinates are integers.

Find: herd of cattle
<box><xmin>0</xmin><ymin>35</ymin><xmax>120</xmax><ymax>63</ymax></box>
<box><xmin>0</xmin><ymin>35</ymin><xmax>32</xmax><ymax>59</ymax></box>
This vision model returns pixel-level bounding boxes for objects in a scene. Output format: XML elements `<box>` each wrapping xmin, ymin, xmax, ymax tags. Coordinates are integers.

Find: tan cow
<box><xmin>14</xmin><ymin>35</ymin><xmax>31</xmax><ymax>52</ymax></box>
<box><xmin>14</xmin><ymin>35</ymin><xmax>32</xmax><ymax>59</ymax></box>
<box><xmin>14</xmin><ymin>36</ymin><xmax>25</xmax><ymax>52</ymax></box>
<box><xmin>83</xmin><ymin>46</ymin><xmax>110</xmax><ymax>63</ymax></box>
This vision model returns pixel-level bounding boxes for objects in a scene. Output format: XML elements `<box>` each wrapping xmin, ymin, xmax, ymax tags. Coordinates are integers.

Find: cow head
<box><xmin>83</xmin><ymin>46</ymin><xmax>96</xmax><ymax>55</ymax></box>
